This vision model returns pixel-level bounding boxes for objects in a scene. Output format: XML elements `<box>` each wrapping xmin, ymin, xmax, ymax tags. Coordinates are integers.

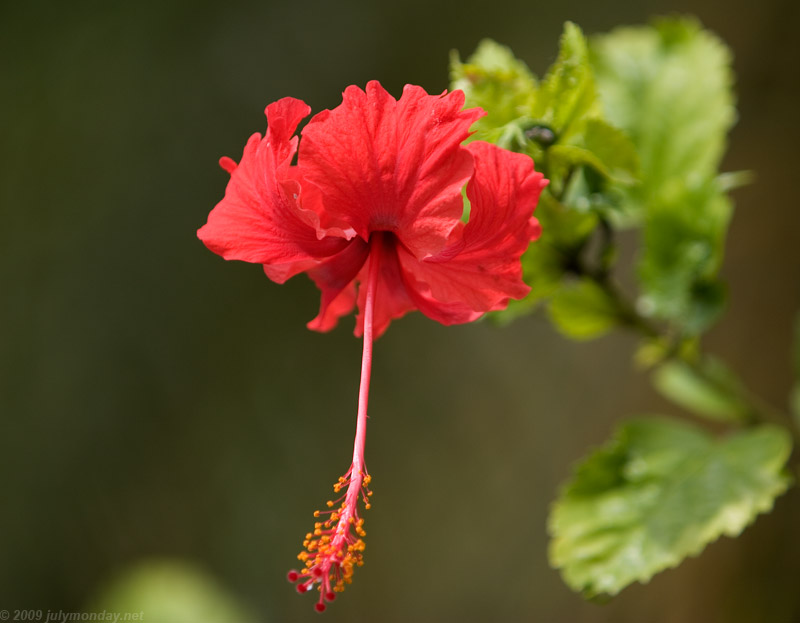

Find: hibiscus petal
<box><xmin>306</xmin><ymin>233</ymin><xmax>417</xmax><ymax>337</ymax></box>
<box><xmin>401</xmin><ymin>275</ymin><xmax>483</xmax><ymax>326</ymax></box>
<box><xmin>298</xmin><ymin>81</ymin><xmax>484</xmax><ymax>258</ymax></box>
<box><xmin>197</xmin><ymin>98</ymin><xmax>346</xmax><ymax>282</ymax></box>
<box><xmin>306</xmin><ymin>238</ymin><xmax>370</xmax><ymax>332</ymax></box>
<box><xmin>398</xmin><ymin>141</ymin><xmax>546</xmax><ymax>319</ymax></box>
<box><xmin>353</xmin><ymin>235</ymin><xmax>416</xmax><ymax>338</ymax></box>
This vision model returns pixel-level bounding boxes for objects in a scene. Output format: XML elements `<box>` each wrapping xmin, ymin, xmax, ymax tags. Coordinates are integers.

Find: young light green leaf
<box><xmin>582</xmin><ymin>119</ymin><xmax>640</xmax><ymax>184</ymax></box>
<box><xmin>591</xmin><ymin>17</ymin><xmax>735</xmax><ymax>197</ymax></box>
<box><xmin>533</xmin><ymin>22</ymin><xmax>600</xmax><ymax>140</ymax></box>
<box><xmin>549</xmin><ymin>418</ymin><xmax>792</xmax><ymax>598</ymax></box>
<box><xmin>548</xmin><ymin>278</ymin><xmax>620</xmax><ymax>340</ymax></box>
<box><xmin>636</xmin><ymin>180</ymin><xmax>732</xmax><ymax>331</ymax></box>
<box><xmin>652</xmin><ymin>358</ymin><xmax>751</xmax><ymax>423</ymax></box>
<box><xmin>591</xmin><ymin>18</ymin><xmax>737</xmax><ymax>332</ymax></box>
<box><xmin>535</xmin><ymin>192</ymin><xmax>598</xmax><ymax>252</ymax></box>
<box><xmin>450</xmin><ymin>40</ymin><xmax>538</xmax><ymax>141</ymax></box>
<box><xmin>548</xmin><ymin>144</ymin><xmax>610</xmax><ymax>186</ymax></box>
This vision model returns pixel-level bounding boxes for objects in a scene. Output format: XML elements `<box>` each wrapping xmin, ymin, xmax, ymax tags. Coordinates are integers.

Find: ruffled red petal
<box><xmin>197</xmin><ymin>98</ymin><xmax>347</xmax><ymax>283</ymax></box>
<box><xmin>306</xmin><ymin>234</ymin><xmax>415</xmax><ymax>337</ymax></box>
<box><xmin>306</xmin><ymin>238</ymin><xmax>370</xmax><ymax>332</ymax></box>
<box><xmin>353</xmin><ymin>234</ymin><xmax>416</xmax><ymax>338</ymax></box>
<box><xmin>298</xmin><ymin>82</ymin><xmax>484</xmax><ymax>258</ymax></box>
<box><xmin>397</xmin><ymin>141</ymin><xmax>546</xmax><ymax>323</ymax></box>
<box><xmin>200</xmin><ymin>85</ymin><xmax>547</xmax><ymax>336</ymax></box>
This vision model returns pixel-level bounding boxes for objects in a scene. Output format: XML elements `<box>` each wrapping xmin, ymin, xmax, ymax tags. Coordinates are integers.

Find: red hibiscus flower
<box><xmin>198</xmin><ymin>81</ymin><xmax>546</xmax><ymax>612</ymax></box>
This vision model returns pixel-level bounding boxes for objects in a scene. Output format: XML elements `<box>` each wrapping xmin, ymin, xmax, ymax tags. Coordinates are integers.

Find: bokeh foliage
<box><xmin>452</xmin><ymin>17</ymin><xmax>797</xmax><ymax>599</ymax></box>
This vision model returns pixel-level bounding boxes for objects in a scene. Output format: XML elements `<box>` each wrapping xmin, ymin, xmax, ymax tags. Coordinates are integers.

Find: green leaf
<box><xmin>582</xmin><ymin>119</ymin><xmax>640</xmax><ymax>184</ymax></box>
<box><xmin>591</xmin><ymin>17</ymin><xmax>735</xmax><ymax>196</ymax></box>
<box><xmin>533</xmin><ymin>22</ymin><xmax>600</xmax><ymax>140</ymax></box>
<box><xmin>636</xmin><ymin>179</ymin><xmax>732</xmax><ymax>330</ymax></box>
<box><xmin>548</xmin><ymin>144</ymin><xmax>610</xmax><ymax>187</ymax></box>
<box><xmin>535</xmin><ymin>192</ymin><xmax>598</xmax><ymax>251</ymax></box>
<box><xmin>652</xmin><ymin>358</ymin><xmax>751</xmax><ymax>423</ymax></box>
<box><xmin>450</xmin><ymin>39</ymin><xmax>538</xmax><ymax>142</ymax></box>
<box><xmin>591</xmin><ymin>18</ymin><xmax>737</xmax><ymax>332</ymax></box>
<box><xmin>548</xmin><ymin>278</ymin><xmax>620</xmax><ymax>340</ymax></box>
<box><xmin>683</xmin><ymin>279</ymin><xmax>728</xmax><ymax>335</ymax></box>
<box><xmin>549</xmin><ymin>418</ymin><xmax>792</xmax><ymax>598</ymax></box>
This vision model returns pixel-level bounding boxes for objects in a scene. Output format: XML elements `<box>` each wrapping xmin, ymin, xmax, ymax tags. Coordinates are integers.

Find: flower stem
<box><xmin>575</xmin><ymin>238</ymin><xmax>800</xmax><ymax>450</ymax></box>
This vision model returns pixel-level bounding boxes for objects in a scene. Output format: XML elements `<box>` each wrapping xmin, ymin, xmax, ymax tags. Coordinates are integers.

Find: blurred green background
<box><xmin>2</xmin><ymin>0</ymin><xmax>799</xmax><ymax>621</ymax></box>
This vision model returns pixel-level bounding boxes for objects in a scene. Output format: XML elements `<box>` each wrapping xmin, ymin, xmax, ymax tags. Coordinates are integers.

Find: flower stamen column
<box><xmin>287</xmin><ymin>235</ymin><xmax>382</xmax><ymax>612</ymax></box>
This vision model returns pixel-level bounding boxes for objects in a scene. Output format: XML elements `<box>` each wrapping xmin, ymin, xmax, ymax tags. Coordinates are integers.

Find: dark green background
<box><xmin>2</xmin><ymin>0</ymin><xmax>799</xmax><ymax>621</ymax></box>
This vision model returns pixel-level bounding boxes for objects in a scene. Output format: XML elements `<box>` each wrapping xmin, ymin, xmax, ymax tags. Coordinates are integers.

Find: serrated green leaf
<box><xmin>652</xmin><ymin>358</ymin><xmax>751</xmax><ymax>423</ymax></box>
<box><xmin>536</xmin><ymin>192</ymin><xmax>598</xmax><ymax>251</ymax></box>
<box><xmin>684</xmin><ymin>279</ymin><xmax>727</xmax><ymax>335</ymax></box>
<box><xmin>450</xmin><ymin>40</ymin><xmax>538</xmax><ymax>141</ymax></box>
<box><xmin>543</xmin><ymin>122</ymin><xmax>640</xmax><ymax>203</ymax></box>
<box><xmin>636</xmin><ymin>179</ymin><xmax>732</xmax><ymax>330</ymax></box>
<box><xmin>591</xmin><ymin>18</ymin><xmax>737</xmax><ymax>332</ymax></box>
<box><xmin>533</xmin><ymin>22</ymin><xmax>600</xmax><ymax>140</ymax></box>
<box><xmin>591</xmin><ymin>17</ymin><xmax>735</xmax><ymax>195</ymax></box>
<box><xmin>548</xmin><ymin>144</ymin><xmax>611</xmax><ymax>185</ymax></box>
<box><xmin>582</xmin><ymin>119</ymin><xmax>640</xmax><ymax>184</ymax></box>
<box><xmin>548</xmin><ymin>278</ymin><xmax>620</xmax><ymax>340</ymax></box>
<box><xmin>549</xmin><ymin>418</ymin><xmax>792</xmax><ymax>598</ymax></box>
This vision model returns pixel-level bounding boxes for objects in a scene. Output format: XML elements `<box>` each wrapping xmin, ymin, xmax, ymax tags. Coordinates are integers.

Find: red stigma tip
<box><xmin>296</xmin><ymin>583</ymin><xmax>309</xmax><ymax>594</ymax></box>
<box><xmin>315</xmin><ymin>603</ymin><xmax>327</xmax><ymax>613</ymax></box>
<box><xmin>325</xmin><ymin>591</ymin><xmax>336</xmax><ymax>601</ymax></box>
<box><xmin>287</xmin><ymin>570</ymin><xmax>300</xmax><ymax>582</ymax></box>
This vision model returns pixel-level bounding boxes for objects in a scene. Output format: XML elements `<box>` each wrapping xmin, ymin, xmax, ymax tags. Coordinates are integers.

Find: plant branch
<box><xmin>570</xmin><ymin>216</ymin><xmax>800</xmax><ymax>455</ymax></box>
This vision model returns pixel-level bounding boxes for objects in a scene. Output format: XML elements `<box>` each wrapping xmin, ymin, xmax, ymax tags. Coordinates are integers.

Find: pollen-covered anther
<box><xmin>287</xmin><ymin>470</ymin><xmax>372</xmax><ymax>611</ymax></box>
